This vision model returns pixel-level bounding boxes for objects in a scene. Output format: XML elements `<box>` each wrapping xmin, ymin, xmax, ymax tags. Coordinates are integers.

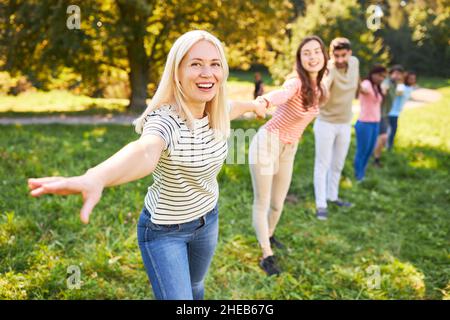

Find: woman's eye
<box><xmin>212</xmin><ymin>63</ymin><xmax>221</xmax><ymax>67</ymax></box>
<box><xmin>191</xmin><ymin>63</ymin><xmax>201</xmax><ymax>67</ymax></box>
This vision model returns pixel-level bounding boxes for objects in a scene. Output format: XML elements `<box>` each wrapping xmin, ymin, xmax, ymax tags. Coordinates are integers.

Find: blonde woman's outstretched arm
<box><xmin>28</xmin><ymin>135</ymin><xmax>165</xmax><ymax>224</ymax></box>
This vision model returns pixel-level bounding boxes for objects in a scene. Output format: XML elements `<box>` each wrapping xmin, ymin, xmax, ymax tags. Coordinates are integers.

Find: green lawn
<box><xmin>1</xmin><ymin>73</ymin><xmax>444</xmax><ymax>117</ymax></box>
<box><xmin>0</xmin><ymin>90</ymin><xmax>130</xmax><ymax>116</ymax></box>
<box><xmin>0</xmin><ymin>71</ymin><xmax>274</xmax><ymax>116</ymax></box>
<box><xmin>0</xmin><ymin>82</ymin><xmax>449</xmax><ymax>299</ymax></box>
<box><xmin>0</xmin><ymin>85</ymin><xmax>256</xmax><ymax>117</ymax></box>
<box><xmin>417</xmin><ymin>77</ymin><xmax>450</xmax><ymax>90</ymax></box>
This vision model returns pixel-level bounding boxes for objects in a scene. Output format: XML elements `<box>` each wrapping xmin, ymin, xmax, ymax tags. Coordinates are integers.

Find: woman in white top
<box><xmin>27</xmin><ymin>30</ymin><xmax>265</xmax><ymax>300</ymax></box>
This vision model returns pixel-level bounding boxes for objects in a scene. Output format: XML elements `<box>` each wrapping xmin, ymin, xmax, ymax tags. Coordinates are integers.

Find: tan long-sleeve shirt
<box><xmin>319</xmin><ymin>56</ymin><xmax>360</xmax><ymax>124</ymax></box>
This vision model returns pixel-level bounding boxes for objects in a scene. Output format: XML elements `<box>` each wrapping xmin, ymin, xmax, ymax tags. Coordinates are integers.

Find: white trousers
<box><xmin>249</xmin><ymin>128</ymin><xmax>298</xmax><ymax>250</ymax></box>
<box><xmin>313</xmin><ymin>119</ymin><xmax>351</xmax><ymax>209</ymax></box>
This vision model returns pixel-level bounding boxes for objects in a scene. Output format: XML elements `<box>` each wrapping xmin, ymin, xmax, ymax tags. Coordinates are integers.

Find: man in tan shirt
<box><xmin>314</xmin><ymin>38</ymin><xmax>359</xmax><ymax>220</ymax></box>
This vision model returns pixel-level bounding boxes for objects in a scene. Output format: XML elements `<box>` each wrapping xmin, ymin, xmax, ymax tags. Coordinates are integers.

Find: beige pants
<box><xmin>248</xmin><ymin>128</ymin><xmax>298</xmax><ymax>250</ymax></box>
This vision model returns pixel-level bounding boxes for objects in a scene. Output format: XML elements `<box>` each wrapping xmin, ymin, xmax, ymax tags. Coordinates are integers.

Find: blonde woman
<box><xmin>250</xmin><ymin>36</ymin><xmax>328</xmax><ymax>276</ymax></box>
<box><xmin>27</xmin><ymin>30</ymin><xmax>265</xmax><ymax>300</ymax></box>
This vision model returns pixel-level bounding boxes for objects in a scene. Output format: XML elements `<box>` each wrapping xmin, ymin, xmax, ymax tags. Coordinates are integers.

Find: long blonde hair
<box><xmin>134</xmin><ymin>30</ymin><xmax>230</xmax><ymax>139</ymax></box>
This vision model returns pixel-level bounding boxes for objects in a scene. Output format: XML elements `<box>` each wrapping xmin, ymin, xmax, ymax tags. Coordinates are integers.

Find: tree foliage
<box><xmin>379</xmin><ymin>0</ymin><xmax>450</xmax><ymax>77</ymax></box>
<box><xmin>0</xmin><ymin>0</ymin><xmax>448</xmax><ymax>111</ymax></box>
<box><xmin>0</xmin><ymin>0</ymin><xmax>292</xmax><ymax>111</ymax></box>
<box><xmin>269</xmin><ymin>0</ymin><xmax>390</xmax><ymax>84</ymax></box>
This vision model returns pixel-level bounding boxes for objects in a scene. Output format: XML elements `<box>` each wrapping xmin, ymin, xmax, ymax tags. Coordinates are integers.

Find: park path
<box><xmin>0</xmin><ymin>88</ymin><xmax>442</xmax><ymax>125</ymax></box>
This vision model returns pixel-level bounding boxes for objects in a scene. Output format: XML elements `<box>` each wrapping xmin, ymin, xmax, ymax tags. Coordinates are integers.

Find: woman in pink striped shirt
<box><xmin>249</xmin><ymin>36</ymin><xmax>329</xmax><ymax>276</ymax></box>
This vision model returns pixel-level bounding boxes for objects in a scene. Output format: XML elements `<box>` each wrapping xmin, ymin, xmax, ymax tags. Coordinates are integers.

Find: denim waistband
<box><xmin>142</xmin><ymin>202</ymin><xmax>218</xmax><ymax>227</ymax></box>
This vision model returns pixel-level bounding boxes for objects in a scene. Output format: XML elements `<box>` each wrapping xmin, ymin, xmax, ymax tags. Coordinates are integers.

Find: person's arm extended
<box><xmin>380</xmin><ymin>79</ymin><xmax>389</xmax><ymax>96</ymax></box>
<box><xmin>395</xmin><ymin>83</ymin><xmax>406</xmax><ymax>96</ymax></box>
<box><xmin>323</xmin><ymin>63</ymin><xmax>334</xmax><ymax>92</ymax></box>
<box><xmin>355</xmin><ymin>76</ymin><xmax>361</xmax><ymax>98</ymax></box>
<box><xmin>359</xmin><ymin>80</ymin><xmax>371</xmax><ymax>95</ymax></box>
<box><xmin>28</xmin><ymin>135</ymin><xmax>165</xmax><ymax>224</ymax></box>
<box><xmin>85</xmin><ymin>135</ymin><xmax>164</xmax><ymax>187</ymax></box>
<box><xmin>229</xmin><ymin>100</ymin><xmax>266</xmax><ymax>120</ymax></box>
<box><xmin>320</xmin><ymin>83</ymin><xmax>330</xmax><ymax>106</ymax></box>
<box><xmin>262</xmin><ymin>78</ymin><xmax>299</xmax><ymax>106</ymax></box>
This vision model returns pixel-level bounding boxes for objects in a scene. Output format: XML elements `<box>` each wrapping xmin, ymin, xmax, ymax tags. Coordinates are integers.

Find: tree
<box><xmin>403</xmin><ymin>0</ymin><xmax>449</xmax><ymax>77</ymax></box>
<box><xmin>0</xmin><ymin>0</ymin><xmax>292</xmax><ymax>112</ymax></box>
<box><xmin>375</xmin><ymin>0</ymin><xmax>450</xmax><ymax>77</ymax></box>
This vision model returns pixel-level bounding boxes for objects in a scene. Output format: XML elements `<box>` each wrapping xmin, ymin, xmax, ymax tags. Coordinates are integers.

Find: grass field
<box><xmin>0</xmin><ymin>78</ymin><xmax>449</xmax><ymax>299</ymax></box>
<box><xmin>0</xmin><ymin>71</ymin><xmax>275</xmax><ymax>117</ymax></box>
<box><xmin>0</xmin><ymin>73</ymin><xmax>445</xmax><ymax>117</ymax></box>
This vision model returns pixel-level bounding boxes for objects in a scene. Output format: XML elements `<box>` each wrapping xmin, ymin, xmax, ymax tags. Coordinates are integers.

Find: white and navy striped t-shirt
<box><xmin>142</xmin><ymin>105</ymin><xmax>228</xmax><ymax>224</ymax></box>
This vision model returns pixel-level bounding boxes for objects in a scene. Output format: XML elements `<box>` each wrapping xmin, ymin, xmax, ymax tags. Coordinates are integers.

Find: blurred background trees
<box><xmin>269</xmin><ymin>0</ymin><xmax>390</xmax><ymax>83</ymax></box>
<box><xmin>0</xmin><ymin>0</ymin><xmax>448</xmax><ymax>110</ymax></box>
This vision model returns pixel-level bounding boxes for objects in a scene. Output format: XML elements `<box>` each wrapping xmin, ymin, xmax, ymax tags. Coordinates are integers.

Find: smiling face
<box><xmin>332</xmin><ymin>48</ymin><xmax>352</xmax><ymax>69</ymax></box>
<box><xmin>390</xmin><ymin>70</ymin><xmax>403</xmax><ymax>82</ymax></box>
<box><xmin>372</xmin><ymin>71</ymin><xmax>386</xmax><ymax>85</ymax></box>
<box><xmin>178</xmin><ymin>40</ymin><xmax>224</xmax><ymax>109</ymax></box>
<box><xmin>405</xmin><ymin>73</ymin><xmax>416</xmax><ymax>86</ymax></box>
<box><xmin>300</xmin><ymin>40</ymin><xmax>325</xmax><ymax>76</ymax></box>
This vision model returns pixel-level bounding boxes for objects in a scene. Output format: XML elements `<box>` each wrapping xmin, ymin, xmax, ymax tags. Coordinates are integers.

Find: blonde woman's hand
<box><xmin>28</xmin><ymin>173</ymin><xmax>104</xmax><ymax>224</ymax></box>
<box><xmin>253</xmin><ymin>97</ymin><xmax>267</xmax><ymax>119</ymax></box>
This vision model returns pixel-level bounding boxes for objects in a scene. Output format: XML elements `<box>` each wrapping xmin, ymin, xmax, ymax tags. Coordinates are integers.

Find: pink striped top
<box><xmin>262</xmin><ymin>77</ymin><xmax>320</xmax><ymax>144</ymax></box>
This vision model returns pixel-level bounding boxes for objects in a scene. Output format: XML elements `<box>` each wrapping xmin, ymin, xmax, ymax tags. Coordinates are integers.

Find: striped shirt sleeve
<box><xmin>263</xmin><ymin>77</ymin><xmax>301</xmax><ymax>106</ymax></box>
<box><xmin>142</xmin><ymin>113</ymin><xmax>173</xmax><ymax>151</ymax></box>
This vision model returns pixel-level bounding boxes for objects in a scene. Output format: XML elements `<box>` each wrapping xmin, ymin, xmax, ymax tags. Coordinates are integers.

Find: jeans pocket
<box><xmin>141</xmin><ymin>222</ymin><xmax>180</xmax><ymax>243</ymax></box>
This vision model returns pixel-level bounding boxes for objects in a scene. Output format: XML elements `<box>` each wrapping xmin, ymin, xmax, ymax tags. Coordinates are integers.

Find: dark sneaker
<box><xmin>316</xmin><ymin>207</ymin><xmax>328</xmax><ymax>220</ymax></box>
<box><xmin>373</xmin><ymin>158</ymin><xmax>383</xmax><ymax>168</ymax></box>
<box><xmin>269</xmin><ymin>236</ymin><xmax>285</xmax><ymax>249</ymax></box>
<box><xmin>259</xmin><ymin>255</ymin><xmax>281</xmax><ymax>276</ymax></box>
<box><xmin>329</xmin><ymin>199</ymin><xmax>353</xmax><ymax>207</ymax></box>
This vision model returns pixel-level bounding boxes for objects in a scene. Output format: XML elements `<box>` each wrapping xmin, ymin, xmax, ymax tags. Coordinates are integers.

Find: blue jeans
<box><xmin>353</xmin><ymin>120</ymin><xmax>380</xmax><ymax>181</ymax></box>
<box><xmin>387</xmin><ymin>116</ymin><xmax>398</xmax><ymax>150</ymax></box>
<box><xmin>137</xmin><ymin>203</ymin><xmax>219</xmax><ymax>300</ymax></box>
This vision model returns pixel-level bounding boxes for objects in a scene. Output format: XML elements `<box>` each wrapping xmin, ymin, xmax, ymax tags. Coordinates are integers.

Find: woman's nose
<box><xmin>200</xmin><ymin>66</ymin><xmax>213</xmax><ymax>77</ymax></box>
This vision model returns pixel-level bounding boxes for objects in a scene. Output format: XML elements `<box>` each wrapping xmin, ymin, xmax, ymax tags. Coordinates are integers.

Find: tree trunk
<box><xmin>127</xmin><ymin>37</ymin><xmax>149</xmax><ymax>113</ymax></box>
<box><xmin>116</xmin><ymin>0</ymin><xmax>151</xmax><ymax>113</ymax></box>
